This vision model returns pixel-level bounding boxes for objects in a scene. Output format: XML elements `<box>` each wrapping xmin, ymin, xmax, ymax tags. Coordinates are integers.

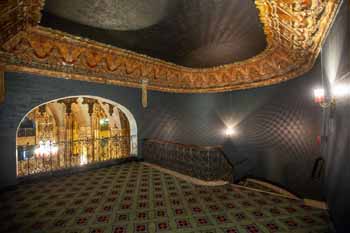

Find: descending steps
<box><xmin>237</xmin><ymin>178</ymin><xmax>328</xmax><ymax>210</ymax></box>
<box><xmin>238</xmin><ymin>178</ymin><xmax>299</xmax><ymax>199</ymax></box>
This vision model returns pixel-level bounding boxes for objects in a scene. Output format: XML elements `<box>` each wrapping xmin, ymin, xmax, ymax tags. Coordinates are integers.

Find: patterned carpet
<box><xmin>0</xmin><ymin>162</ymin><xmax>331</xmax><ymax>233</ymax></box>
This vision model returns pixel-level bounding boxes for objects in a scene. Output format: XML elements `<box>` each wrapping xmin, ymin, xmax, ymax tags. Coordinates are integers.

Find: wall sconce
<box><xmin>225</xmin><ymin>126</ymin><xmax>236</xmax><ymax>137</ymax></box>
<box><xmin>313</xmin><ymin>84</ymin><xmax>349</xmax><ymax>109</ymax></box>
<box><xmin>313</xmin><ymin>88</ymin><xmax>325</xmax><ymax>104</ymax></box>
<box><xmin>313</xmin><ymin>88</ymin><xmax>333</xmax><ymax>108</ymax></box>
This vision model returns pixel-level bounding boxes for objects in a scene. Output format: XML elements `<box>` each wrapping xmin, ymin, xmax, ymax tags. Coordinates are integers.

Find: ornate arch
<box><xmin>16</xmin><ymin>95</ymin><xmax>138</xmax><ymax>176</ymax></box>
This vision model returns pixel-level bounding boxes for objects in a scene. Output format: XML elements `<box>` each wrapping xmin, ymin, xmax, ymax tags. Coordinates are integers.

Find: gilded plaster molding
<box><xmin>0</xmin><ymin>0</ymin><xmax>341</xmax><ymax>93</ymax></box>
<box><xmin>0</xmin><ymin>68</ymin><xmax>4</xmax><ymax>103</ymax></box>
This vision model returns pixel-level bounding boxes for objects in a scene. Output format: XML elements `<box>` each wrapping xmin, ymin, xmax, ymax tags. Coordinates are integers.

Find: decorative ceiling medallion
<box><xmin>0</xmin><ymin>0</ymin><xmax>341</xmax><ymax>93</ymax></box>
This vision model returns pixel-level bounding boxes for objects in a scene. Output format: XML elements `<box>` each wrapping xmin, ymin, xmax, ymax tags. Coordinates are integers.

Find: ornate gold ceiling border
<box><xmin>0</xmin><ymin>0</ymin><xmax>44</xmax><ymax>44</ymax></box>
<box><xmin>0</xmin><ymin>0</ymin><xmax>341</xmax><ymax>93</ymax></box>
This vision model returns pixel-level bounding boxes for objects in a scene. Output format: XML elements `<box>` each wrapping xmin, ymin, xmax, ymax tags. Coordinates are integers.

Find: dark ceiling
<box><xmin>41</xmin><ymin>0</ymin><xmax>267</xmax><ymax>68</ymax></box>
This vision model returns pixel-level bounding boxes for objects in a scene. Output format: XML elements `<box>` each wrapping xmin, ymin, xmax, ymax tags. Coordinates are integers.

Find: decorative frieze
<box><xmin>0</xmin><ymin>0</ymin><xmax>341</xmax><ymax>93</ymax></box>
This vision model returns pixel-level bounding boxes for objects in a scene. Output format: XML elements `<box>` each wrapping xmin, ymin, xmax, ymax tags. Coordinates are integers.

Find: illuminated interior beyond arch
<box><xmin>16</xmin><ymin>95</ymin><xmax>138</xmax><ymax>177</ymax></box>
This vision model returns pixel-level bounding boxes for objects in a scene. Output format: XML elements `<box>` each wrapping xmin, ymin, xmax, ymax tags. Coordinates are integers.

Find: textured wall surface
<box><xmin>0</xmin><ymin>74</ymin><xmax>143</xmax><ymax>187</ymax></box>
<box><xmin>0</xmin><ymin>3</ymin><xmax>348</xmax><ymax>231</ymax></box>
<box><xmin>143</xmin><ymin>63</ymin><xmax>323</xmax><ymax>200</ymax></box>
<box><xmin>1</xmin><ymin>66</ymin><xmax>322</xmax><ymax>200</ymax></box>
<box><xmin>323</xmin><ymin>2</ymin><xmax>350</xmax><ymax>232</ymax></box>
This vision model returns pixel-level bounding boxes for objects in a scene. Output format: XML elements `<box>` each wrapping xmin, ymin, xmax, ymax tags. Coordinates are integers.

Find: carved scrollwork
<box><xmin>0</xmin><ymin>0</ymin><xmax>341</xmax><ymax>93</ymax></box>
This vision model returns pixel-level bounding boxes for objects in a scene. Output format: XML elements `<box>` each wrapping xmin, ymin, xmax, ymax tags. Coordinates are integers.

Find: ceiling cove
<box><xmin>40</xmin><ymin>0</ymin><xmax>267</xmax><ymax>68</ymax></box>
<box><xmin>0</xmin><ymin>0</ymin><xmax>341</xmax><ymax>93</ymax></box>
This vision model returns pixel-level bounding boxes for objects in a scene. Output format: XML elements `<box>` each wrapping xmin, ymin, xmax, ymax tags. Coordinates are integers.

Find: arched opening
<box><xmin>16</xmin><ymin>96</ymin><xmax>138</xmax><ymax>177</ymax></box>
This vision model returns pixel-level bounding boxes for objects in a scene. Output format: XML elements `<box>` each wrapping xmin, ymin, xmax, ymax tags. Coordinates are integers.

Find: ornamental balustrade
<box><xmin>142</xmin><ymin>139</ymin><xmax>234</xmax><ymax>182</ymax></box>
<box><xmin>17</xmin><ymin>135</ymin><xmax>136</xmax><ymax>177</ymax></box>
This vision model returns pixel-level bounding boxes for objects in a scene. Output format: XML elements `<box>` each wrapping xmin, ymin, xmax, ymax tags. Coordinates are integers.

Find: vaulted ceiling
<box><xmin>41</xmin><ymin>0</ymin><xmax>267</xmax><ymax>68</ymax></box>
<box><xmin>0</xmin><ymin>0</ymin><xmax>341</xmax><ymax>93</ymax></box>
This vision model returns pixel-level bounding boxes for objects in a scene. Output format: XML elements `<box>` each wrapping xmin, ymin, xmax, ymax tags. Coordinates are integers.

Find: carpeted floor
<box><xmin>0</xmin><ymin>162</ymin><xmax>330</xmax><ymax>233</ymax></box>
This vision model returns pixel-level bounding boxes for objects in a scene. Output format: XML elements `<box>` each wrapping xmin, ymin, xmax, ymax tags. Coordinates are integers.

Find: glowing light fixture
<box><xmin>313</xmin><ymin>84</ymin><xmax>349</xmax><ymax>108</ymax></box>
<box><xmin>225</xmin><ymin>126</ymin><xmax>236</xmax><ymax>137</ymax></box>
<box><xmin>332</xmin><ymin>84</ymin><xmax>350</xmax><ymax>98</ymax></box>
<box><xmin>315</xmin><ymin>49</ymin><xmax>350</xmax><ymax>109</ymax></box>
<box><xmin>99</xmin><ymin>118</ymin><xmax>109</xmax><ymax>125</ymax></box>
<box><xmin>313</xmin><ymin>87</ymin><xmax>334</xmax><ymax>108</ymax></box>
<box><xmin>314</xmin><ymin>48</ymin><xmax>332</xmax><ymax>109</ymax></box>
<box><xmin>80</xmin><ymin>154</ymin><xmax>88</xmax><ymax>165</ymax></box>
<box><xmin>313</xmin><ymin>88</ymin><xmax>325</xmax><ymax>104</ymax></box>
<box><xmin>34</xmin><ymin>140</ymin><xmax>58</xmax><ymax>157</ymax></box>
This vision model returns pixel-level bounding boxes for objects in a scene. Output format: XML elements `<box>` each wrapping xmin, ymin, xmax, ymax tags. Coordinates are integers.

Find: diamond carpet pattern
<box><xmin>0</xmin><ymin>162</ymin><xmax>330</xmax><ymax>233</ymax></box>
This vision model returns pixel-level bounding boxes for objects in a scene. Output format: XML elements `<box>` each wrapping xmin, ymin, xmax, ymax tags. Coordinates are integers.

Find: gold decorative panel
<box><xmin>0</xmin><ymin>0</ymin><xmax>341</xmax><ymax>93</ymax></box>
<box><xmin>16</xmin><ymin>96</ymin><xmax>132</xmax><ymax>176</ymax></box>
<box><xmin>0</xmin><ymin>68</ymin><xmax>4</xmax><ymax>103</ymax></box>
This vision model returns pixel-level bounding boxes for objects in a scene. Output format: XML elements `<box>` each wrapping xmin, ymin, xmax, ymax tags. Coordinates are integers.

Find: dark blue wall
<box><xmin>144</xmin><ymin>63</ymin><xmax>323</xmax><ymax>200</ymax></box>
<box><xmin>0</xmin><ymin>65</ymin><xmax>323</xmax><ymax>201</ymax></box>
<box><xmin>0</xmin><ymin>74</ymin><xmax>143</xmax><ymax>187</ymax></box>
<box><xmin>0</xmin><ymin>65</ymin><xmax>323</xmax><ymax>199</ymax></box>
<box><xmin>323</xmin><ymin>2</ymin><xmax>350</xmax><ymax>232</ymax></box>
<box><xmin>1</xmin><ymin>3</ymin><xmax>348</xmax><ymax>231</ymax></box>
<box><xmin>0</xmin><ymin>56</ymin><xmax>323</xmax><ymax>201</ymax></box>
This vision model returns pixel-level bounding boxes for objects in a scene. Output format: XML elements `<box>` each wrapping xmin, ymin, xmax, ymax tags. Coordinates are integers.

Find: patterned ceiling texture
<box><xmin>44</xmin><ymin>0</ymin><xmax>173</xmax><ymax>31</ymax></box>
<box><xmin>0</xmin><ymin>0</ymin><xmax>341</xmax><ymax>93</ymax></box>
<box><xmin>42</xmin><ymin>0</ymin><xmax>266</xmax><ymax>68</ymax></box>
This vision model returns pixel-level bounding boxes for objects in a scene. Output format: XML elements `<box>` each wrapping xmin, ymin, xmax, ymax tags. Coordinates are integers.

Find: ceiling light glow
<box><xmin>225</xmin><ymin>126</ymin><xmax>236</xmax><ymax>137</ymax></box>
<box><xmin>313</xmin><ymin>88</ymin><xmax>325</xmax><ymax>103</ymax></box>
<box><xmin>332</xmin><ymin>84</ymin><xmax>350</xmax><ymax>98</ymax></box>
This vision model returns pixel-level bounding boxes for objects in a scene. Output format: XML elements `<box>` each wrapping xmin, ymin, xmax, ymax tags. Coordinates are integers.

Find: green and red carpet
<box><xmin>0</xmin><ymin>162</ymin><xmax>330</xmax><ymax>233</ymax></box>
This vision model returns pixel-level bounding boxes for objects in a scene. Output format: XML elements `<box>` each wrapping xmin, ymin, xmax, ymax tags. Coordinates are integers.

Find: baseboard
<box><xmin>142</xmin><ymin>162</ymin><xmax>228</xmax><ymax>186</ymax></box>
<box><xmin>303</xmin><ymin>199</ymin><xmax>328</xmax><ymax>210</ymax></box>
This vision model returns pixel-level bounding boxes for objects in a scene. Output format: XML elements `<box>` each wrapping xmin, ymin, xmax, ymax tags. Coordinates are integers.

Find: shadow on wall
<box><xmin>0</xmin><ymin>73</ymin><xmax>143</xmax><ymax>189</ymax></box>
<box><xmin>230</xmin><ymin>71</ymin><xmax>322</xmax><ymax>199</ymax></box>
<box><xmin>323</xmin><ymin>1</ymin><xmax>350</xmax><ymax>232</ymax></box>
<box><xmin>142</xmin><ymin>61</ymin><xmax>322</xmax><ymax>200</ymax></box>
